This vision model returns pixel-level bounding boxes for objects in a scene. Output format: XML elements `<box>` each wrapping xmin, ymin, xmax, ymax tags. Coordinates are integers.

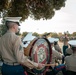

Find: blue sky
<box><xmin>20</xmin><ymin>0</ymin><xmax>76</xmax><ymax>34</ymax></box>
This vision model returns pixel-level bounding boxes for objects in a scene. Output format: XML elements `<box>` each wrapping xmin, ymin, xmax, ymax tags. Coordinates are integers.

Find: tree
<box><xmin>42</xmin><ymin>32</ymin><xmax>50</xmax><ymax>37</ymax></box>
<box><xmin>0</xmin><ymin>0</ymin><xmax>66</xmax><ymax>20</ymax></box>
<box><xmin>72</xmin><ymin>32</ymin><xmax>76</xmax><ymax>36</ymax></box>
<box><xmin>0</xmin><ymin>24</ymin><xmax>7</xmax><ymax>36</ymax></box>
<box><xmin>33</xmin><ymin>32</ymin><xmax>39</xmax><ymax>37</ymax></box>
<box><xmin>21</xmin><ymin>32</ymin><xmax>28</xmax><ymax>37</ymax></box>
<box><xmin>58</xmin><ymin>32</ymin><xmax>62</xmax><ymax>37</ymax></box>
<box><xmin>51</xmin><ymin>32</ymin><xmax>58</xmax><ymax>38</ymax></box>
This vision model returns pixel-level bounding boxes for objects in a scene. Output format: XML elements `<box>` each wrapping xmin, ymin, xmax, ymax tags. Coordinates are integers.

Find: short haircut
<box><xmin>6</xmin><ymin>21</ymin><xmax>17</xmax><ymax>29</ymax></box>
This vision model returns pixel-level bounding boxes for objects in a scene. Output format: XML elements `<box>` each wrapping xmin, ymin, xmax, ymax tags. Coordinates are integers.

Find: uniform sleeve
<box><xmin>54</xmin><ymin>45</ymin><xmax>62</xmax><ymax>53</ymax></box>
<box><xmin>64</xmin><ymin>56</ymin><xmax>69</xmax><ymax>70</ymax></box>
<box><xmin>13</xmin><ymin>36</ymin><xmax>38</xmax><ymax>69</ymax></box>
<box><xmin>52</xmin><ymin>50</ymin><xmax>62</xmax><ymax>60</ymax></box>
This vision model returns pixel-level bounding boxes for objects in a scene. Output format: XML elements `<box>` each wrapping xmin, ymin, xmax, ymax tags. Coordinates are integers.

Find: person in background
<box><xmin>45</xmin><ymin>38</ymin><xmax>66</xmax><ymax>75</ymax></box>
<box><xmin>65</xmin><ymin>44</ymin><xmax>73</xmax><ymax>56</ymax></box>
<box><xmin>54</xmin><ymin>38</ymin><xmax>62</xmax><ymax>54</ymax></box>
<box><xmin>0</xmin><ymin>17</ymin><xmax>44</xmax><ymax>75</ymax></box>
<box><xmin>63</xmin><ymin>33</ymin><xmax>69</xmax><ymax>56</ymax></box>
<box><xmin>65</xmin><ymin>40</ymin><xmax>76</xmax><ymax>75</ymax></box>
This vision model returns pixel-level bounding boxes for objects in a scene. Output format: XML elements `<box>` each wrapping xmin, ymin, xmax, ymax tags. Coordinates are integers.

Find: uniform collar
<box><xmin>7</xmin><ymin>30</ymin><xmax>15</xmax><ymax>34</ymax></box>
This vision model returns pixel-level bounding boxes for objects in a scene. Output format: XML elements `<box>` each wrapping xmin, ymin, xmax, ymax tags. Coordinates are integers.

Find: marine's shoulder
<box><xmin>65</xmin><ymin>55</ymin><xmax>72</xmax><ymax>60</ymax></box>
<box><xmin>12</xmin><ymin>34</ymin><xmax>20</xmax><ymax>41</ymax></box>
<box><xmin>8</xmin><ymin>32</ymin><xmax>19</xmax><ymax>38</ymax></box>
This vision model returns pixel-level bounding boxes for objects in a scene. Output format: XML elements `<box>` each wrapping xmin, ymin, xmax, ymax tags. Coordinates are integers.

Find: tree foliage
<box><xmin>33</xmin><ymin>32</ymin><xmax>39</xmax><ymax>37</ymax></box>
<box><xmin>21</xmin><ymin>32</ymin><xmax>28</xmax><ymax>37</ymax></box>
<box><xmin>0</xmin><ymin>0</ymin><xmax>66</xmax><ymax>20</ymax></box>
<box><xmin>72</xmin><ymin>32</ymin><xmax>76</xmax><ymax>36</ymax></box>
<box><xmin>51</xmin><ymin>32</ymin><xmax>59</xmax><ymax>38</ymax></box>
<box><xmin>0</xmin><ymin>24</ymin><xmax>7</xmax><ymax>36</ymax></box>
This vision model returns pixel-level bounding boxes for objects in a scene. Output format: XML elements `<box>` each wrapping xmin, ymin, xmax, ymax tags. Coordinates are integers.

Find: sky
<box><xmin>20</xmin><ymin>0</ymin><xmax>76</xmax><ymax>34</ymax></box>
<box><xmin>0</xmin><ymin>0</ymin><xmax>76</xmax><ymax>34</ymax></box>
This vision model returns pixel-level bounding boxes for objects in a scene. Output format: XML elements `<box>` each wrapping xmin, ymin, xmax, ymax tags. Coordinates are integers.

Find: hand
<box><xmin>60</xmin><ymin>51</ymin><xmax>62</xmax><ymax>54</ymax></box>
<box><xmin>37</xmin><ymin>63</ymin><xmax>45</xmax><ymax>69</ymax></box>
